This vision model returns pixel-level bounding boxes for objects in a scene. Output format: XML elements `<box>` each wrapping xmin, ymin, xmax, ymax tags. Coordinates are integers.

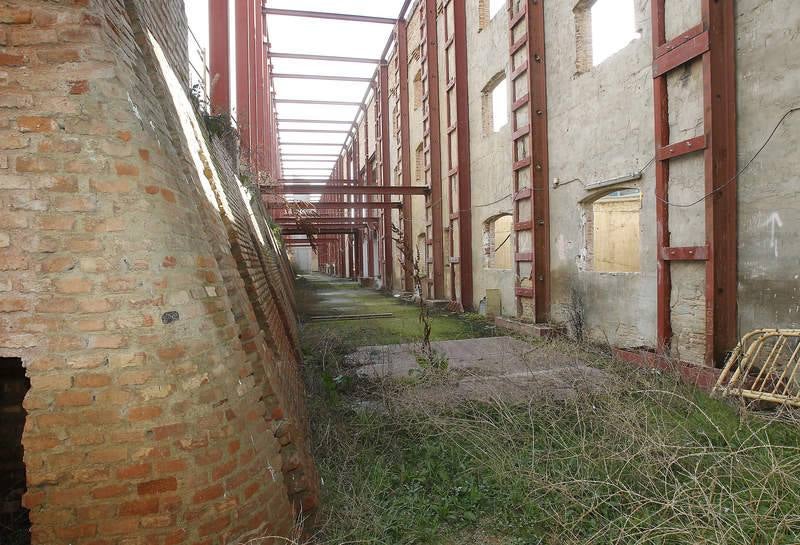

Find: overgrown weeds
<box><xmin>304</xmin><ymin>337</ymin><xmax>800</xmax><ymax>544</ymax></box>
<box><xmin>296</xmin><ymin>277</ymin><xmax>800</xmax><ymax>544</ymax></box>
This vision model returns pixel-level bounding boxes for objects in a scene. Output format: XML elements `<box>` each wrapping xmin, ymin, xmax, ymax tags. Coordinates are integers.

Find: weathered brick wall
<box><xmin>0</xmin><ymin>1</ymin><xmax>316</xmax><ymax>543</ymax></box>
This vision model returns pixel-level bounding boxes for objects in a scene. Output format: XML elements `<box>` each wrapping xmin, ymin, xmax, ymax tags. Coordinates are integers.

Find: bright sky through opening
<box><xmin>186</xmin><ymin>0</ymin><xmax>405</xmax><ymax>185</ymax></box>
<box><xmin>591</xmin><ymin>0</ymin><xmax>641</xmax><ymax>66</ymax></box>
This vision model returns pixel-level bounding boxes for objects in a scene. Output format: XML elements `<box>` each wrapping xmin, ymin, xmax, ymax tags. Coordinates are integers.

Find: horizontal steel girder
<box><xmin>272</xmin><ymin>72</ymin><xmax>373</xmax><ymax>83</ymax></box>
<box><xmin>277</xmin><ymin>118</ymin><xmax>354</xmax><ymax>124</ymax></box>
<box><xmin>263</xmin><ymin>7</ymin><xmax>397</xmax><ymax>25</ymax></box>
<box><xmin>275</xmin><ymin>99</ymin><xmax>363</xmax><ymax>106</ymax></box>
<box><xmin>265</xmin><ymin>201</ymin><xmax>403</xmax><ymax>210</ymax></box>
<box><xmin>270</xmin><ymin>52</ymin><xmax>381</xmax><ymax>64</ymax></box>
<box><xmin>272</xmin><ymin>184</ymin><xmax>429</xmax><ymax>196</ymax></box>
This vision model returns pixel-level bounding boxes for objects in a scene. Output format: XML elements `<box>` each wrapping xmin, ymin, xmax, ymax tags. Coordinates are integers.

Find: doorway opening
<box><xmin>0</xmin><ymin>357</ymin><xmax>30</xmax><ymax>545</ymax></box>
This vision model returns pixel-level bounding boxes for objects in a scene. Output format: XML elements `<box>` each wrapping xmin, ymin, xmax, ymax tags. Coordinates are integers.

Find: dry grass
<box><xmin>301</xmin><ymin>332</ymin><xmax>800</xmax><ymax>545</ymax></box>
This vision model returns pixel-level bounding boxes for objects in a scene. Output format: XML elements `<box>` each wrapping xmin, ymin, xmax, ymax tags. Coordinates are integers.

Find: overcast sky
<box><xmin>185</xmin><ymin>0</ymin><xmax>639</xmax><ymax>178</ymax></box>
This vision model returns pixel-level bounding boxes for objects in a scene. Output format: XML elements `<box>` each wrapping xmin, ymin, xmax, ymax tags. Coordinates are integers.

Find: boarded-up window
<box><xmin>589</xmin><ymin>188</ymin><xmax>641</xmax><ymax>272</ymax></box>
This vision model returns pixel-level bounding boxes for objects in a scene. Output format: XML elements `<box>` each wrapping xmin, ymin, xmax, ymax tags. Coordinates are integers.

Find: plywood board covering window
<box><xmin>589</xmin><ymin>189</ymin><xmax>642</xmax><ymax>272</ymax></box>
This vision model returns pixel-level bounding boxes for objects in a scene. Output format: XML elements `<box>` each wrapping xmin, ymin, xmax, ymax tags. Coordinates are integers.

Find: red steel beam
<box><xmin>274</xmin><ymin>185</ymin><xmax>429</xmax><ymax>196</ymax></box>
<box><xmin>276</xmin><ymin>218</ymin><xmax>379</xmax><ymax>224</ymax></box>
<box><xmin>283</xmin><ymin>229</ymin><xmax>358</xmax><ymax>235</ymax></box>
<box><xmin>266</xmin><ymin>201</ymin><xmax>403</xmax><ymax>210</ymax></box>
<box><xmin>280</xmin><ymin>129</ymin><xmax>351</xmax><ymax>134</ymax></box>
<box><xmin>281</xmin><ymin>142</ymin><xmax>346</xmax><ymax>147</ymax></box>
<box><xmin>278</xmin><ymin>178</ymin><xmax>358</xmax><ymax>183</ymax></box>
<box><xmin>423</xmin><ymin>0</ymin><xmax>445</xmax><ymax>299</ymax></box>
<box><xmin>235</xmin><ymin>0</ymin><xmax>252</xmax><ymax>154</ymax></box>
<box><xmin>652</xmin><ymin>0</ymin><xmax>672</xmax><ymax>353</ymax></box>
<box><xmin>282</xmin><ymin>159</ymin><xmax>338</xmax><ymax>163</ymax></box>
<box><xmin>278</xmin><ymin>118</ymin><xmax>354</xmax><ymax>124</ymax></box>
<box><xmin>208</xmin><ymin>0</ymin><xmax>230</xmax><ymax>114</ymax></box>
<box><xmin>378</xmin><ymin>62</ymin><xmax>393</xmax><ymax>290</ymax></box>
<box><xmin>282</xmin><ymin>154</ymin><xmax>341</xmax><ymax>157</ymax></box>
<box><xmin>269</xmin><ymin>52</ymin><xmax>381</xmax><ymax>64</ymax></box>
<box><xmin>263</xmin><ymin>7</ymin><xmax>397</xmax><ymax>25</ymax></box>
<box><xmin>396</xmin><ymin>18</ymin><xmax>413</xmax><ymax>291</ymax></box>
<box><xmin>272</xmin><ymin>73</ymin><xmax>374</xmax><ymax>83</ymax></box>
<box><xmin>275</xmin><ymin>99</ymin><xmax>363</xmax><ymax>107</ymax></box>
<box><xmin>703</xmin><ymin>0</ymin><xmax>737</xmax><ymax>365</ymax></box>
<box><xmin>452</xmin><ymin>0</ymin><xmax>473</xmax><ymax>310</ymax></box>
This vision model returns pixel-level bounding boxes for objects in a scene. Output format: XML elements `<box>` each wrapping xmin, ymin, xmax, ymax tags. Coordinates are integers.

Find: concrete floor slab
<box><xmin>349</xmin><ymin>336</ymin><xmax>613</xmax><ymax>404</ymax></box>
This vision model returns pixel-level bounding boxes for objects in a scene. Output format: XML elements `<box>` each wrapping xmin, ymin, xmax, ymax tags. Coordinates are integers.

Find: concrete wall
<box><xmin>340</xmin><ymin>0</ymin><xmax>800</xmax><ymax>363</ymax></box>
<box><xmin>0</xmin><ymin>1</ymin><xmax>317</xmax><ymax>543</ymax></box>
<box><xmin>736</xmin><ymin>0</ymin><xmax>800</xmax><ymax>333</ymax></box>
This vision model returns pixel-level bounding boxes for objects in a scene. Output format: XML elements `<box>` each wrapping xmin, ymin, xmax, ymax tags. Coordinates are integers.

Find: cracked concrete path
<box><xmin>348</xmin><ymin>336</ymin><xmax>613</xmax><ymax>404</ymax></box>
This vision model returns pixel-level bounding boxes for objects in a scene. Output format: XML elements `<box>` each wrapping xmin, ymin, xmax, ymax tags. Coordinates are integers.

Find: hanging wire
<box><xmin>656</xmin><ymin>106</ymin><xmax>798</xmax><ymax>208</ymax></box>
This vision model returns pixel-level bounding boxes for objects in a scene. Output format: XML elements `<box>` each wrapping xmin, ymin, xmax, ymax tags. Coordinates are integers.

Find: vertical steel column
<box><xmin>442</xmin><ymin>0</ymin><xmax>474</xmax><ymax>310</ymax></box>
<box><xmin>378</xmin><ymin>62</ymin><xmax>394</xmax><ymax>290</ymax></box>
<box><xmin>209</xmin><ymin>0</ymin><xmax>230</xmax><ymax>115</ymax></box>
<box><xmin>508</xmin><ymin>0</ymin><xmax>550</xmax><ymax>322</ymax></box>
<box><xmin>234</xmin><ymin>0</ymin><xmax>251</xmax><ymax>154</ymax></box>
<box><xmin>253</xmin><ymin>1</ymin><xmax>264</xmax><ymax>169</ymax></box>
<box><xmin>421</xmin><ymin>0</ymin><xmax>445</xmax><ymax>299</ymax></box>
<box><xmin>651</xmin><ymin>0</ymin><xmax>737</xmax><ymax>365</ymax></box>
<box><xmin>396</xmin><ymin>20</ymin><xmax>414</xmax><ymax>292</ymax></box>
<box><xmin>704</xmin><ymin>0</ymin><xmax>737</xmax><ymax>364</ymax></box>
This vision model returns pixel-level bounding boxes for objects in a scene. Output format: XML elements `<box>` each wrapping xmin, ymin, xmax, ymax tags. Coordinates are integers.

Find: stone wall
<box><xmin>0</xmin><ymin>1</ymin><xmax>316</xmax><ymax>544</ymax></box>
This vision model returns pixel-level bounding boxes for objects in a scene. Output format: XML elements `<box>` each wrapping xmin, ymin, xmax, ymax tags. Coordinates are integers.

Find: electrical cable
<box><xmin>656</xmin><ymin>106</ymin><xmax>798</xmax><ymax>208</ymax></box>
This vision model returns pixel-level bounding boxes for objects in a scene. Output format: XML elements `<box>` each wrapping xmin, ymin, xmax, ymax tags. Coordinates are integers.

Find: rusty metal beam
<box><xmin>263</xmin><ymin>7</ymin><xmax>397</xmax><ymax>25</ymax></box>
<box><xmin>452</xmin><ymin>0</ymin><xmax>473</xmax><ymax>310</ymax></box>
<box><xmin>272</xmin><ymin>72</ymin><xmax>374</xmax><ymax>83</ymax></box>
<box><xmin>269</xmin><ymin>52</ymin><xmax>381</xmax><ymax>64</ymax></box>
<box><xmin>282</xmin><ymin>159</ymin><xmax>337</xmax><ymax>163</ymax></box>
<box><xmin>280</xmin><ymin>142</ymin><xmax>346</xmax><ymax>147</ymax></box>
<box><xmin>423</xmin><ymin>0</ymin><xmax>444</xmax><ymax>298</ymax></box>
<box><xmin>282</xmin><ymin>153</ymin><xmax>341</xmax><ymax>157</ymax></box>
<box><xmin>280</xmin><ymin>128</ymin><xmax>351</xmax><ymax>134</ymax></box>
<box><xmin>277</xmin><ymin>118</ymin><xmax>354</xmax><ymax>124</ymax></box>
<box><xmin>209</xmin><ymin>0</ymin><xmax>230</xmax><ymax>114</ymax></box>
<box><xmin>276</xmin><ymin>217</ymin><xmax>379</xmax><ymax>223</ymax></box>
<box><xmin>378</xmin><ymin>62</ymin><xmax>393</xmax><ymax>290</ymax></box>
<box><xmin>396</xmin><ymin>18</ymin><xmax>413</xmax><ymax>292</ymax></box>
<box><xmin>275</xmin><ymin>99</ymin><xmax>363</xmax><ymax>107</ymax></box>
<box><xmin>266</xmin><ymin>201</ymin><xmax>403</xmax><ymax>210</ymax></box>
<box><xmin>273</xmin><ymin>184</ymin><xmax>429</xmax><ymax>196</ymax></box>
<box><xmin>283</xmin><ymin>229</ymin><xmax>358</xmax><ymax>235</ymax></box>
<box><xmin>704</xmin><ymin>0</ymin><xmax>737</xmax><ymax>365</ymax></box>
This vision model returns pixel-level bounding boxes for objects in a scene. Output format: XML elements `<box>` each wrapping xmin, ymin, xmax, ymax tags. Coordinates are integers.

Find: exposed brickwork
<box><xmin>0</xmin><ymin>1</ymin><xmax>316</xmax><ymax>544</ymax></box>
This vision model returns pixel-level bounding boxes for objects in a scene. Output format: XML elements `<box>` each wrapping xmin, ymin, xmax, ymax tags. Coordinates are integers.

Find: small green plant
<box><xmin>414</xmin><ymin>348</ymin><xmax>449</xmax><ymax>371</ymax></box>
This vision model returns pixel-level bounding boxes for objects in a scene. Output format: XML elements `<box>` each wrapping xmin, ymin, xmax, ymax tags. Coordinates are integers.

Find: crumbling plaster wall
<box><xmin>544</xmin><ymin>0</ymin><xmax>657</xmax><ymax>349</ymax></box>
<box><xmin>465</xmin><ymin>0</ymin><xmax>516</xmax><ymax>316</ymax></box>
<box><xmin>0</xmin><ymin>1</ymin><xmax>316</xmax><ymax>543</ymax></box>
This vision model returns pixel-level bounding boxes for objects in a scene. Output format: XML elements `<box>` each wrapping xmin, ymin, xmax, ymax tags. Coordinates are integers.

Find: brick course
<box><xmin>0</xmin><ymin>1</ymin><xmax>317</xmax><ymax>543</ymax></box>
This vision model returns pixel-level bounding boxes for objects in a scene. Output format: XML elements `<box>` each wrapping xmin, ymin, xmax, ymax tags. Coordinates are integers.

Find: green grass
<box><xmin>296</xmin><ymin>275</ymin><xmax>496</xmax><ymax>347</ymax></box>
<box><xmin>297</xmin><ymin>275</ymin><xmax>800</xmax><ymax>545</ymax></box>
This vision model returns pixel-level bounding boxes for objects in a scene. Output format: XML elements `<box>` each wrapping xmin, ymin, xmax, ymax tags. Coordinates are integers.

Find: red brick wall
<box><xmin>0</xmin><ymin>1</ymin><xmax>316</xmax><ymax>543</ymax></box>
